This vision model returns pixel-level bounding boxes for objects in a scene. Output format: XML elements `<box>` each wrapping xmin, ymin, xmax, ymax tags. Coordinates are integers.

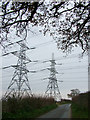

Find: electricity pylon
<box><xmin>45</xmin><ymin>53</ymin><xmax>62</xmax><ymax>101</ymax></box>
<box><xmin>4</xmin><ymin>39</ymin><xmax>32</xmax><ymax>99</ymax></box>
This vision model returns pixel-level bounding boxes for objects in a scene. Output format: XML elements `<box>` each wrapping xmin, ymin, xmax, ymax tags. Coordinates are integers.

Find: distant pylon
<box><xmin>45</xmin><ymin>53</ymin><xmax>62</xmax><ymax>101</ymax></box>
<box><xmin>4</xmin><ymin>39</ymin><xmax>32</xmax><ymax>99</ymax></box>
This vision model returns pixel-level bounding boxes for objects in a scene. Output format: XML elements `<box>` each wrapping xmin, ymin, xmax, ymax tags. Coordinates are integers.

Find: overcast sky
<box><xmin>1</xmin><ymin>26</ymin><xmax>88</xmax><ymax>99</ymax></box>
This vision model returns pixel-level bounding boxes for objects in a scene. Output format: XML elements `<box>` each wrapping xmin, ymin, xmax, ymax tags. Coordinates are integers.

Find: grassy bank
<box><xmin>71</xmin><ymin>102</ymin><xmax>88</xmax><ymax>118</ymax></box>
<box><xmin>2</xmin><ymin>95</ymin><xmax>57</xmax><ymax>118</ymax></box>
<box><xmin>71</xmin><ymin>91</ymin><xmax>89</xmax><ymax>118</ymax></box>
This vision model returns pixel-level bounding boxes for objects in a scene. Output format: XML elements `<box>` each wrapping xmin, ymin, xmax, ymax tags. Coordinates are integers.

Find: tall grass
<box><xmin>71</xmin><ymin>102</ymin><xmax>88</xmax><ymax>118</ymax></box>
<box><xmin>72</xmin><ymin>91</ymin><xmax>89</xmax><ymax>109</ymax></box>
<box><xmin>71</xmin><ymin>91</ymin><xmax>89</xmax><ymax>118</ymax></box>
<box><xmin>2</xmin><ymin>95</ymin><xmax>57</xmax><ymax>118</ymax></box>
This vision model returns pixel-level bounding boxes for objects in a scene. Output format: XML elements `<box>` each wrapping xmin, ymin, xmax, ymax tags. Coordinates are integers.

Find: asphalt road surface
<box><xmin>37</xmin><ymin>104</ymin><xmax>71</xmax><ymax>119</ymax></box>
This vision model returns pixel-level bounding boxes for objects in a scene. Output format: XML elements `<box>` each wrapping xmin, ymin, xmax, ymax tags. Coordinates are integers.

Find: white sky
<box><xmin>1</xmin><ymin>26</ymin><xmax>88</xmax><ymax>99</ymax></box>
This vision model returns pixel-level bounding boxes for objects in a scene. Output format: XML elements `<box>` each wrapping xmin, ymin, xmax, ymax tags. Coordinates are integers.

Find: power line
<box><xmin>1</xmin><ymin>39</ymin><xmax>55</xmax><ymax>57</ymax></box>
<box><xmin>1</xmin><ymin>64</ymin><xmax>87</xmax><ymax>75</ymax></box>
<box><xmin>57</xmin><ymin>66</ymin><xmax>87</xmax><ymax>70</ymax></box>
<box><xmin>29</xmin><ymin>65</ymin><xmax>87</xmax><ymax>72</ymax></box>
<box><xmin>2</xmin><ymin>33</ymin><xmax>42</xmax><ymax>49</ymax></box>
<box><xmin>2</xmin><ymin>80</ymin><xmax>88</xmax><ymax>85</ymax></box>
<box><xmin>1</xmin><ymin>52</ymin><xmax>87</xmax><ymax>70</ymax></box>
<box><xmin>1</xmin><ymin>71</ymin><xmax>87</xmax><ymax>79</ymax></box>
<box><xmin>27</xmin><ymin>53</ymin><xmax>87</xmax><ymax>65</ymax></box>
<box><xmin>59</xmin><ymin>77</ymin><xmax>87</xmax><ymax>79</ymax></box>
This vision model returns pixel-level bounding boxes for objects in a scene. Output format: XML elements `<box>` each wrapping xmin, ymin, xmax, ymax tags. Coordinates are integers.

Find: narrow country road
<box><xmin>37</xmin><ymin>104</ymin><xmax>71</xmax><ymax>119</ymax></box>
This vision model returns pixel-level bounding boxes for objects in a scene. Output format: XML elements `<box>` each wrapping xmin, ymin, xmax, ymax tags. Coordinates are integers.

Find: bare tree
<box><xmin>0</xmin><ymin>0</ymin><xmax>89</xmax><ymax>52</ymax></box>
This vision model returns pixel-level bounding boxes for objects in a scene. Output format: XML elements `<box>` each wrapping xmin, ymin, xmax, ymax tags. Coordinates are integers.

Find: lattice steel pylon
<box><xmin>4</xmin><ymin>39</ymin><xmax>32</xmax><ymax>99</ymax></box>
<box><xmin>45</xmin><ymin>53</ymin><xmax>62</xmax><ymax>101</ymax></box>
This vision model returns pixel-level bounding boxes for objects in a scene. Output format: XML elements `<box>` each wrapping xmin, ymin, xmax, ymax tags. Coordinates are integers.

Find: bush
<box><xmin>2</xmin><ymin>95</ymin><xmax>56</xmax><ymax>115</ymax></box>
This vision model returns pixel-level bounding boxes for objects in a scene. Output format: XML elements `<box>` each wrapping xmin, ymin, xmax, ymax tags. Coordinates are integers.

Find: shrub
<box><xmin>2</xmin><ymin>95</ymin><xmax>55</xmax><ymax>114</ymax></box>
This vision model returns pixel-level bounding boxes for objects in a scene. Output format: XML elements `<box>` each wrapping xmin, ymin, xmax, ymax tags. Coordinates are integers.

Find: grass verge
<box><xmin>2</xmin><ymin>104</ymin><xmax>57</xmax><ymax>118</ymax></box>
<box><xmin>71</xmin><ymin>102</ymin><xmax>88</xmax><ymax>118</ymax></box>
